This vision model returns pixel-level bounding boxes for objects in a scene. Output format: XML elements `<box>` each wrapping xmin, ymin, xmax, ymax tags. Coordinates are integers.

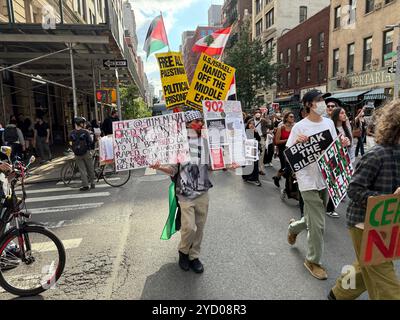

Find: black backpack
<box><xmin>70</xmin><ymin>130</ymin><xmax>89</xmax><ymax>156</ymax></box>
<box><xmin>4</xmin><ymin>127</ymin><xmax>19</xmax><ymax>144</ymax></box>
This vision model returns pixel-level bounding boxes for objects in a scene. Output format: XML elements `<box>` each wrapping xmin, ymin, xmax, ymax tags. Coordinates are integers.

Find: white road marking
<box><xmin>25</xmin><ymin>192</ymin><xmax>110</xmax><ymax>203</ymax></box>
<box><xmin>28</xmin><ymin>203</ymin><xmax>104</xmax><ymax>215</ymax></box>
<box><xmin>32</xmin><ymin>238</ymin><xmax>82</xmax><ymax>252</ymax></box>
<box><xmin>17</xmin><ymin>184</ymin><xmax>110</xmax><ymax>195</ymax></box>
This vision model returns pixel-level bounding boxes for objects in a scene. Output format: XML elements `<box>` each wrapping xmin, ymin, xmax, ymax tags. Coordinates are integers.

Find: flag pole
<box><xmin>160</xmin><ymin>11</ymin><xmax>171</xmax><ymax>52</ymax></box>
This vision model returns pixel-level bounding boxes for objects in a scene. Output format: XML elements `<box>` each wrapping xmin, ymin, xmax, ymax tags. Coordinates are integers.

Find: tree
<box><xmin>224</xmin><ymin>20</ymin><xmax>281</xmax><ymax>111</ymax></box>
<box><xmin>120</xmin><ymin>84</ymin><xmax>152</xmax><ymax>119</ymax></box>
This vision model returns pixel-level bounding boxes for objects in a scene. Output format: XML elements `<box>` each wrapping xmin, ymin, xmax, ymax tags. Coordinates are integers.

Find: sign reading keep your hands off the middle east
<box><xmin>186</xmin><ymin>53</ymin><xmax>235</xmax><ymax>111</ymax></box>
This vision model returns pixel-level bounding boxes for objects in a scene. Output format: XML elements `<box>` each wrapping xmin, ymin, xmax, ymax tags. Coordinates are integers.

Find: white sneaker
<box><xmin>326</xmin><ymin>211</ymin><xmax>340</xmax><ymax>218</ymax></box>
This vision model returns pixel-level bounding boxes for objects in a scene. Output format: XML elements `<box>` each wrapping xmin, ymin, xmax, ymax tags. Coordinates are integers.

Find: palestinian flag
<box><xmin>192</xmin><ymin>27</ymin><xmax>231</xmax><ymax>56</ymax></box>
<box><xmin>143</xmin><ymin>15</ymin><xmax>169</xmax><ymax>59</ymax></box>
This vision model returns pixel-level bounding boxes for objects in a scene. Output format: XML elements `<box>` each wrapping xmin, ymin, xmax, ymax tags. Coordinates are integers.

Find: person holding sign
<box><xmin>329</xmin><ymin>101</ymin><xmax>400</xmax><ymax>300</ymax></box>
<box><xmin>150</xmin><ymin>110</ymin><xmax>239</xmax><ymax>274</ymax></box>
<box><xmin>286</xmin><ymin>89</ymin><xmax>349</xmax><ymax>280</ymax></box>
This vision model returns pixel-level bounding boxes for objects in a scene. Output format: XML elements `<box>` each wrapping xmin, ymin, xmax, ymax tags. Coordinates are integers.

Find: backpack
<box><xmin>4</xmin><ymin>127</ymin><xmax>19</xmax><ymax>144</ymax></box>
<box><xmin>70</xmin><ymin>130</ymin><xmax>89</xmax><ymax>156</ymax></box>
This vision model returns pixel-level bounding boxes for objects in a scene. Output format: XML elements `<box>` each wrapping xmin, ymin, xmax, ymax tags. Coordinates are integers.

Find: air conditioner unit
<box><xmin>304</xmin><ymin>56</ymin><xmax>311</xmax><ymax>62</ymax></box>
<box><xmin>365</xmin><ymin>63</ymin><xmax>372</xmax><ymax>70</ymax></box>
<box><xmin>374</xmin><ymin>2</ymin><xmax>382</xmax><ymax>10</ymax></box>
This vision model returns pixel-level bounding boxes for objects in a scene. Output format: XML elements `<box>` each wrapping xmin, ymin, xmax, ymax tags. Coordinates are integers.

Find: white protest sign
<box><xmin>202</xmin><ymin>100</ymin><xmax>247</xmax><ymax>169</ymax></box>
<box><xmin>112</xmin><ymin>113</ymin><xmax>190</xmax><ymax>171</ymax></box>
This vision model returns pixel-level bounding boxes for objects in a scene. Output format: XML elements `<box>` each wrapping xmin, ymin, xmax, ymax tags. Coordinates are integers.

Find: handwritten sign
<box><xmin>360</xmin><ymin>194</ymin><xmax>400</xmax><ymax>266</ymax></box>
<box><xmin>186</xmin><ymin>53</ymin><xmax>235</xmax><ymax>111</ymax></box>
<box><xmin>156</xmin><ymin>52</ymin><xmax>190</xmax><ymax>109</ymax></box>
<box><xmin>317</xmin><ymin>137</ymin><xmax>354</xmax><ymax>208</ymax></box>
<box><xmin>284</xmin><ymin>130</ymin><xmax>333</xmax><ymax>172</ymax></box>
<box><xmin>112</xmin><ymin>113</ymin><xmax>190</xmax><ymax>171</ymax></box>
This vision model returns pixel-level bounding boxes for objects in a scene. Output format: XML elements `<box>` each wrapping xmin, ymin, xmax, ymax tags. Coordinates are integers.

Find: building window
<box><xmin>296</xmin><ymin>43</ymin><xmax>301</xmax><ymax>60</ymax></box>
<box><xmin>306</xmin><ymin>64</ymin><xmax>311</xmax><ymax>82</ymax></box>
<box><xmin>287</xmin><ymin>71</ymin><xmax>292</xmax><ymax>87</ymax></box>
<box><xmin>334</xmin><ymin>6</ymin><xmax>341</xmax><ymax>28</ymax></box>
<box><xmin>266</xmin><ymin>8</ymin><xmax>274</xmax><ymax>29</ymax></box>
<box><xmin>256</xmin><ymin>0</ymin><xmax>262</xmax><ymax>14</ymax></box>
<box><xmin>383</xmin><ymin>29</ymin><xmax>394</xmax><ymax>66</ymax></box>
<box><xmin>333</xmin><ymin>49</ymin><xmax>339</xmax><ymax>76</ymax></box>
<box><xmin>348</xmin><ymin>0</ymin><xmax>356</xmax><ymax>24</ymax></box>
<box><xmin>77</xmin><ymin>0</ymin><xmax>82</xmax><ymax>15</ymax></box>
<box><xmin>318</xmin><ymin>61</ymin><xmax>324</xmax><ymax>82</ymax></box>
<box><xmin>296</xmin><ymin>69</ymin><xmax>300</xmax><ymax>85</ymax></box>
<box><xmin>307</xmin><ymin>38</ymin><xmax>312</xmax><ymax>56</ymax></box>
<box><xmin>279</xmin><ymin>52</ymin><xmax>283</xmax><ymax>63</ymax></box>
<box><xmin>319</xmin><ymin>32</ymin><xmax>325</xmax><ymax>50</ymax></box>
<box><xmin>347</xmin><ymin>43</ymin><xmax>355</xmax><ymax>73</ymax></box>
<box><xmin>266</xmin><ymin>39</ymin><xmax>274</xmax><ymax>54</ymax></box>
<box><xmin>365</xmin><ymin>0</ymin><xmax>374</xmax><ymax>13</ymax></box>
<box><xmin>287</xmin><ymin>48</ymin><xmax>291</xmax><ymax>64</ymax></box>
<box><xmin>299</xmin><ymin>6</ymin><xmax>307</xmax><ymax>23</ymax></box>
<box><xmin>363</xmin><ymin>36</ymin><xmax>373</xmax><ymax>70</ymax></box>
<box><xmin>255</xmin><ymin>19</ymin><xmax>262</xmax><ymax>37</ymax></box>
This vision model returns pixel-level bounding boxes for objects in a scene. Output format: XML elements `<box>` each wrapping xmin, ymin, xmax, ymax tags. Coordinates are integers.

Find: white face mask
<box><xmin>314</xmin><ymin>101</ymin><xmax>327</xmax><ymax>116</ymax></box>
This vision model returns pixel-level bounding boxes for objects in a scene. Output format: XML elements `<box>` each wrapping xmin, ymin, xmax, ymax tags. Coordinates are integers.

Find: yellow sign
<box><xmin>156</xmin><ymin>52</ymin><xmax>190</xmax><ymax>109</ymax></box>
<box><xmin>186</xmin><ymin>53</ymin><xmax>235</xmax><ymax>111</ymax></box>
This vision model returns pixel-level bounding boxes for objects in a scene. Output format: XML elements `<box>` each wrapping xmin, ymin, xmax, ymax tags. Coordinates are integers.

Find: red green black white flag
<box><xmin>143</xmin><ymin>15</ymin><xmax>169</xmax><ymax>59</ymax></box>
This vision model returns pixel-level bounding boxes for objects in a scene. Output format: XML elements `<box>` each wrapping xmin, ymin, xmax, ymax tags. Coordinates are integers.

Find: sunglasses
<box><xmin>327</xmin><ymin>104</ymin><xmax>336</xmax><ymax>108</ymax></box>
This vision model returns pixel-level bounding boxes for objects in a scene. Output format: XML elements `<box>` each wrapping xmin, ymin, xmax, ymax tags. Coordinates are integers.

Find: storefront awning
<box><xmin>329</xmin><ymin>90</ymin><xmax>371</xmax><ymax>102</ymax></box>
<box><xmin>364</xmin><ymin>88</ymin><xmax>387</xmax><ymax>100</ymax></box>
<box><xmin>273</xmin><ymin>95</ymin><xmax>296</xmax><ymax>103</ymax></box>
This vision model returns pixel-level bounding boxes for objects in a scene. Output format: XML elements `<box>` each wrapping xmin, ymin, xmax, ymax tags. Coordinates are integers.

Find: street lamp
<box><xmin>386</xmin><ymin>23</ymin><xmax>400</xmax><ymax>100</ymax></box>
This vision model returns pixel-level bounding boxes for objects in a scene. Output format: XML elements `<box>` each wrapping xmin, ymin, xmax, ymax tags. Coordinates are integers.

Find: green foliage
<box><xmin>120</xmin><ymin>84</ymin><xmax>152</xmax><ymax>119</ymax></box>
<box><xmin>224</xmin><ymin>20</ymin><xmax>281</xmax><ymax>111</ymax></box>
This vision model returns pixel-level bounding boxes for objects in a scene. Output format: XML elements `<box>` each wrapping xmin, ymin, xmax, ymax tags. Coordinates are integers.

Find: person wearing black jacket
<box><xmin>242</xmin><ymin>119</ymin><xmax>261</xmax><ymax>186</ymax></box>
<box><xmin>69</xmin><ymin>117</ymin><xmax>95</xmax><ymax>191</ymax></box>
<box><xmin>101</xmin><ymin>110</ymin><xmax>119</xmax><ymax>136</ymax></box>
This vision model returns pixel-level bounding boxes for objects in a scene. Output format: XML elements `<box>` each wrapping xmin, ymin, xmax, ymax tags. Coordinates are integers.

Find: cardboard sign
<box><xmin>284</xmin><ymin>130</ymin><xmax>333</xmax><ymax>172</ymax></box>
<box><xmin>156</xmin><ymin>52</ymin><xmax>190</xmax><ymax>109</ymax></box>
<box><xmin>360</xmin><ymin>194</ymin><xmax>400</xmax><ymax>266</ymax></box>
<box><xmin>317</xmin><ymin>137</ymin><xmax>354</xmax><ymax>208</ymax></box>
<box><xmin>202</xmin><ymin>100</ymin><xmax>247</xmax><ymax>169</ymax></box>
<box><xmin>186</xmin><ymin>53</ymin><xmax>236</xmax><ymax>111</ymax></box>
<box><xmin>112</xmin><ymin>113</ymin><xmax>190</xmax><ymax>171</ymax></box>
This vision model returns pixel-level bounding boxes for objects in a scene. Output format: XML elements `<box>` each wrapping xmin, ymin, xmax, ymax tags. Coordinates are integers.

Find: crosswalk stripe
<box><xmin>17</xmin><ymin>184</ymin><xmax>110</xmax><ymax>195</ymax></box>
<box><xmin>25</xmin><ymin>192</ymin><xmax>110</xmax><ymax>203</ymax></box>
<box><xmin>32</xmin><ymin>238</ymin><xmax>82</xmax><ymax>252</ymax></box>
<box><xmin>28</xmin><ymin>203</ymin><xmax>104</xmax><ymax>215</ymax></box>
<box><xmin>56</xmin><ymin>177</ymin><xmax>121</xmax><ymax>185</ymax></box>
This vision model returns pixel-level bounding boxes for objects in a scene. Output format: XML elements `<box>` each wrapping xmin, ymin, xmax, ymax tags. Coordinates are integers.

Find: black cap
<box><xmin>325</xmin><ymin>97</ymin><xmax>343</xmax><ymax>107</ymax></box>
<box><xmin>302</xmin><ymin>89</ymin><xmax>331</xmax><ymax>105</ymax></box>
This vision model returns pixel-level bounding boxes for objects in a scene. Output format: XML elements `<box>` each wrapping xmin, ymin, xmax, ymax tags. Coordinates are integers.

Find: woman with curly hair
<box><xmin>328</xmin><ymin>100</ymin><xmax>400</xmax><ymax>300</ymax></box>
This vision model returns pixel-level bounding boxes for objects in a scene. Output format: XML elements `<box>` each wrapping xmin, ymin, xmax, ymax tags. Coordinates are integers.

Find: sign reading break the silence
<box><xmin>317</xmin><ymin>137</ymin><xmax>354</xmax><ymax>208</ymax></box>
<box><xmin>186</xmin><ymin>53</ymin><xmax>235</xmax><ymax>111</ymax></box>
<box><xmin>112</xmin><ymin>113</ymin><xmax>190</xmax><ymax>171</ymax></box>
<box><xmin>156</xmin><ymin>52</ymin><xmax>190</xmax><ymax>109</ymax></box>
<box><xmin>284</xmin><ymin>130</ymin><xmax>333</xmax><ymax>172</ymax></box>
<box><xmin>360</xmin><ymin>194</ymin><xmax>400</xmax><ymax>266</ymax></box>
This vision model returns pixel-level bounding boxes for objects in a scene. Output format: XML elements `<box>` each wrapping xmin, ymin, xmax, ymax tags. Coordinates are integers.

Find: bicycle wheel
<box><xmin>0</xmin><ymin>225</ymin><xmax>66</xmax><ymax>296</ymax></box>
<box><xmin>102</xmin><ymin>163</ymin><xmax>131</xmax><ymax>187</ymax></box>
<box><xmin>61</xmin><ymin>161</ymin><xmax>81</xmax><ymax>188</ymax></box>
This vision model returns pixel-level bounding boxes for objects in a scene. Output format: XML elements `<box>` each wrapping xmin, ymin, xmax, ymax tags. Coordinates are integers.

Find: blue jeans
<box><xmin>355</xmin><ymin>136</ymin><xmax>365</xmax><ymax>157</ymax></box>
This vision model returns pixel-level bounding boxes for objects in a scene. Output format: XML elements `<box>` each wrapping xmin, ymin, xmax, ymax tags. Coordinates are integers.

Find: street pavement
<box><xmin>0</xmin><ymin>161</ymin><xmax>398</xmax><ymax>300</ymax></box>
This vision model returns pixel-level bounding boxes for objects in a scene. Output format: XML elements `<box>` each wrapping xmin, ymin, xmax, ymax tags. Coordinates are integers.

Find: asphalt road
<box><xmin>0</xmin><ymin>161</ymin><xmax>398</xmax><ymax>300</ymax></box>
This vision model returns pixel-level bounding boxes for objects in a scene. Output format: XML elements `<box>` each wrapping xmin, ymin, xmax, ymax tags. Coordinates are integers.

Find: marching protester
<box><xmin>329</xmin><ymin>100</ymin><xmax>400</xmax><ymax>300</ymax></box>
<box><xmin>272</xmin><ymin>111</ymin><xmax>295</xmax><ymax>188</ymax></box>
<box><xmin>253</xmin><ymin>109</ymin><xmax>268</xmax><ymax>176</ymax></box>
<box><xmin>263</xmin><ymin>111</ymin><xmax>275</xmax><ymax>168</ymax></box>
<box><xmin>286</xmin><ymin>89</ymin><xmax>350</xmax><ymax>280</ymax></box>
<box><xmin>242</xmin><ymin>119</ymin><xmax>261</xmax><ymax>186</ymax></box>
<box><xmin>69</xmin><ymin>117</ymin><xmax>96</xmax><ymax>191</ymax></box>
<box><xmin>34</xmin><ymin>116</ymin><xmax>52</xmax><ymax>164</ymax></box>
<box><xmin>353</xmin><ymin>107</ymin><xmax>367</xmax><ymax>157</ymax></box>
<box><xmin>3</xmin><ymin>118</ymin><xmax>25</xmax><ymax>161</ymax></box>
<box><xmin>150</xmin><ymin>110</ymin><xmax>238</xmax><ymax>274</ymax></box>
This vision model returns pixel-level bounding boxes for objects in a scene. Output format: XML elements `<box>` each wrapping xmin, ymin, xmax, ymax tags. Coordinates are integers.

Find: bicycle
<box><xmin>0</xmin><ymin>154</ymin><xmax>66</xmax><ymax>296</ymax></box>
<box><xmin>61</xmin><ymin>148</ymin><xmax>131</xmax><ymax>188</ymax></box>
